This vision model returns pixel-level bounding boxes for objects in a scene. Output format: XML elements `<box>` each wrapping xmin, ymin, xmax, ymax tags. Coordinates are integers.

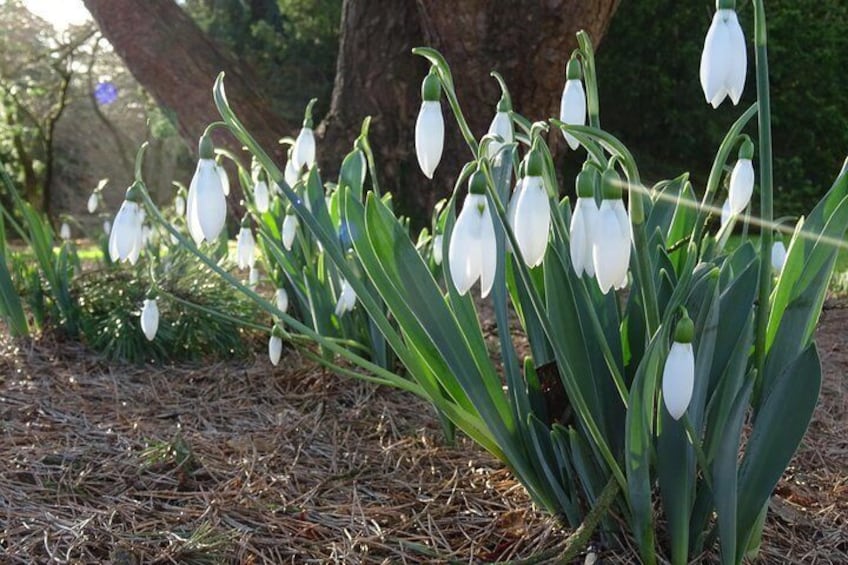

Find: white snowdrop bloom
<box><xmin>662</xmin><ymin>314</ymin><xmax>695</xmax><ymax>421</ymax></box>
<box><xmin>720</xmin><ymin>198</ymin><xmax>733</xmax><ymax>229</ymax></box>
<box><xmin>103</xmin><ymin>220</ymin><xmax>111</xmax><ymax>235</ymax></box>
<box><xmin>486</xmin><ymin>106</ymin><xmax>514</xmax><ymax>161</ymax></box>
<box><xmin>282</xmin><ymin>212</ymin><xmax>298</xmax><ymax>251</ymax></box>
<box><xmin>249</xmin><ymin>265</ymin><xmax>260</xmax><ymax>286</ymax></box>
<box><xmin>254</xmin><ymin>180</ymin><xmax>270</xmax><ymax>213</ymax></box>
<box><xmin>513</xmin><ymin>169</ymin><xmax>551</xmax><ymax>268</ymax></box>
<box><xmin>140</xmin><ymin>297</ymin><xmax>159</xmax><ymax>341</ymax></box>
<box><xmin>293</xmin><ymin>128</ymin><xmax>316</xmax><ymax>170</ymax></box>
<box><xmin>448</xmin><ymin>171</ymin><xmax>496</xmax><ymax>298</ymax></box>
<box><xmin>217</xmin><ymin>163</ymin><xmax>230</xmax><ymax>196</ymax></box>
<box><xmin>699</xmin><ymin>3</ymin><xmax>747</xmax><ymax>108</ymax></box>
<box><xmin>507</xmin><ymin>177</ymin><xmax>526</xmax><ymax>234</ymax></box>
<box><xmin>175</xmin><ymin>193</ymin><xmax>186</xmax><ymax>217</ymax></box>
<box><xmin>592</xmin><ymin>168</ymin><xmax>631</xmax><ymax>294</ymax></box>
<box><xmin>415</xmin><ymin>70</ymin><xmax>444</xmax><ymax>179</ymax></box>
<box><xmin>570</xmin><ymin>167</ymin><xmax>601</xmax><ymax>277</ymax></box>
<box><xmin>268</xmin><ymin>334</ymin><xmax>283</xmax><ymax>366</ymax></box>
<box><xmin>187</xmin><ymin>136</ymin><xmax>227</xmax><ymax>246</ymax></box>
<box><xmin>432</xmin><ymin>234</ymin><xmax>443</xmax><ymax>266</ymax></box>
<box><xmin>771</xmin><ymin>240</ymin><xmax>787</xmax><ymax>273</ymax></box>
<box><xmin>109</xmin><ymin>190</ymin><xmax>144</xmax><ymax>264</ymax></box>
<box><xmin>559</xmin><ymin>58</ymin><xmax>587</xmax><ymax>150</ymax></box>
<box><xmin>59</xmin><ymin>222</ymin><xmax>71</xmax><ymax>241</ymax></box>
<box><xmin>236</xmin><ymin>224</ymin><xmax>256</xmax><ymax>270</ymax></box>
<box><xmin>285</xmin><ymin>155</ymin><xmax>300</xmax><ymax>187</ymax></box>
<box><xmin>729</xmin><ymin>158</ymin><xmax>754</xmax><ymax>215</ymax></box>
<box><xmin>334</xmin><ymin>279</ymin><xmax>357</xmax><ymax>317</ymax></box>
<box><xmin>87</xmin><ymin>193</ymin><xmax>98</xmax><ymax>214</ymax></box>
<box><xmin>275</xmin><ymin>287</ymin><xmax>289</xmax><ymax>313</ymax></box>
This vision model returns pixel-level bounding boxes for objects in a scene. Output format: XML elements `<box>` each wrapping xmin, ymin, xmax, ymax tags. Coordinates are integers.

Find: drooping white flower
<box><xmin>236</xmin><ymin>223</ymin><xmax>256</xmax><ymax>270</ymax></box>
<box><xmin>592</xmin><ymin>168</ymin><xmax>631</xmax><ymax>294</ymax></box>
<box><xmin>662</xmin><ymin>314</ymin><xmax>696</xmax><ymax>420</ymax></box>
<box><xmin>432</xmin><ymin>234</ymin><xmax>443</xmax><ymax>266</ymax></box>
<box><xmin>187</xmin><ymin>136</ymin><xmax>227</xmax><ymax>246</ymax></box>
<box><xmin>448</xmin><ymin>171</ymin><xmax>496</xmax><ymax>298</ymax></box>
<box><xmin>334</xmin><ymin>278</ymin><xmax>357</xmax><ymax>317</ymax></box>
<box><xmin>254</xmin><ymin>180</ymin><xmax>270</xmax><ymax>213</ymax></box>
<box><xmin>59</xmin><ymin>222</ymin><xmax>71</xmax><ymax>241</ymax></box>
<box><xmin>415</xmin><ymin>70</ymin><xmax>444</xmax><ymax>179</ymax></box>
<box><xmin>293</xmin><ymin>128</ymin><xmax>316</xmax><ymax>171</ymax></box>
<box><xmin>486</xmin><ymin>107</ymin><xmax>514</xmax><ymax>161</ymax></box>
<box><xmin>109</xmin><ymin>189</ymin><xmax>144</xmax><ymax>264</ymax></box>
<box><xmin>87</xmin><ymin>193</ymin><xmax>98</xmax><ymax>214</ymax></box>
<box><xmin>699</xmin><ymin>4</ymin><xmax>747</xmax><ymax>108</ymax></box>
<box><xmin>249</xmin><ymin>265</ymin><xmax>260</xmax><ymax>286</ymax></box>
<box><xmin>140</xmin><ymin>297</ymin><xmax>159</xmax><ymax>341</ymax></box>
<box><xmin>174</xmin><ymin>193</ymin><xmax>186</xmax><ymax>217</ymax></box>
<box><xmin>559</xmin><ymin>58</ymin><xmax>587</xmax><ymax>150</ymax></box>
<box><xmin>275</xmin><ymin>287</ymin><xmax>289</xmax><ymax>313</ymax></box>
<box><xmin>570</xmin><ymin>167</ymin><xmax>600</xmax><ymax>277</ymax></box>
<box><xmin>103</xmin><ymin>220</ymin><xmax>111</xmax><ymax>235</ymax></box>
<box><xmin>268</xmin><ymin>333</ymin><xmax>283</xmax><ymax>366</ymax></box>
<box><xmin>771</xmin><ymin>239</ymin><xmax>787</xmax><ymax>273</ymax></box>
<box><xmin>729</xmin><ymin>142</ymin><xmax>755</xmax><ymax>215</ymax></box>
<box><xmin>512</xmin><ymin>152</ymin><xmax>551</xmax><ymax>268</ymax></box>
<box><xmin>282</xmin><ymin>212</ymin><xmax>298</xmax><ymax>251</ymax></box>
<box><xmin>284</xmin><ymin>154</ymin><xmax>299</xmax><ymax>187</ymax></box>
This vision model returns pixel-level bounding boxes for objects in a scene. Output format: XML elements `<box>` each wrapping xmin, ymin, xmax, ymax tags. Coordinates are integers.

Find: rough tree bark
<box><xmin>81</xmin><ymin>0</ymin><xmax>292</xmax><ymax>161</ymax></box>
<box><xmin>84</xmin><ymin>0</ymin><xmax>619</xmax><ymax>216</ymax></box>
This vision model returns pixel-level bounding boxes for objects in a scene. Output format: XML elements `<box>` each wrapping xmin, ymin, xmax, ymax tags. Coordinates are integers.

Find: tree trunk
<box><xmin>81</xmin><ymin>0</ymin><xmax>292</xmax><ymax>164</ymax></box>
<box><xmin>320</xmin><ymin>0</ymin><xmax>621</xmax><ymax>216</ymax></box>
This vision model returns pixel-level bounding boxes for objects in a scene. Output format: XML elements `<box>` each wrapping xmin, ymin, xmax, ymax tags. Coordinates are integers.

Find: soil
<box><xmin>0</xmin><ymin>305</ymin><xmax>845</xmax><ymax>564</ymax></box>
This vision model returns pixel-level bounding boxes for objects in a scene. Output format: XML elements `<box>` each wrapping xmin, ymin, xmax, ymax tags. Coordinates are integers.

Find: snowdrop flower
<box><xmin>729</xmin><ymin>139</ymin><xmax>755</xmax><ymax>215</ymax></box>
<box><xmin>284</xmin><ymin>151</ymin><xmax>299</xmax><ymax>187</ymax></box>
<box><xmin>140</xmin><ymin>296</ymin><xmax>159</xmax><ymax>341</ymax></box>
<box><xmin>268</xmin><ymin>326</ymin><xmax>283</xmax><ymax>366</ymax></box>
<box><xmin>109</xmin><ymin>184</ymin><xmax>144</xmax><ymax>264</ymax></box>
<box><xmin>59</xmin><ymin>222</ymin><xmax>71</xmax><ymax>241</ymax></box>
<box><xmin>236</xmin><ymin>219</ymin><xmax>256</xmax><ymax>271</ymax></box>
<box><xmin>282</xmin><ymin>210</ymin><xmax>298</xmax><ymax>251</ymax></box>
<box><xmin>720</xmin><ymin>198</ymin><xmax>733</xmax><ymax>229</ymax></box>
<box><xmin>699</xmin><ymin>0</ymin><xmax>747</xmax><ymax>108</ymax></box>
<box><xmin>512</xmin><ymin>148</ymin><xmax>551</xmax><ymax>267</ymax></box>
<box><xmin>432</xmin><ymin>234</ymin><xmax>443</xmax><ymax>266</ymax></box>
<box><xmin>174</xmin><ymin>191</ymin><xmax>186</xmax><ymax>217</ymax></box>
<box><xmin>187</xmin><ymin>134</ymin><xmax>227</xmax><ymax>246</ymax></box>
<box><xmin>592</xmin><ymin>167</ymin><xmax>631</xmax><ymax>294</ymax></box>
<box><xmin>275</xmin><ymin>287</ymin><xmax>289</xmax><ymax>313</ymax></box>
<box><xmin>415</xmin><ymin>69</ymin><xmax>444</xmax><ymax>179</ymax></box>
<box><xmin>559</xmin><ymin>57</ymin><xmax>587</xmax><ymax>150</ymax></box>
<box><xmin>254</xmin><ymin>179</ymin><xmax>270</xmax><ymax>213</ymax></box>
<box><xmin>293</xmin><ymin>99</ymin><xmax>317</xmax><ymax>170</ymax></box>
<box><xmin>772</xmin><ymin>239</ymin><xmax>787</xmax><ymax>274</ymax></box>
<box><xmin>662</xmin><ymin>312</ymin><xmax>695</xmax><ymax>420</ymax></box>
<box><xmin>87</xmin><ymin>193</ymin><xmax>99</xmax><ymax>214</ymax></box>
<box><xmin>103</xmin><ymin>219</ymin><xmax>111</xmax><ymax>235</ymax></box>
<box><xmin>570</xmin><ymin>165</ymin><xmax>601</xmax><ymax>278</ymax></box>
<box><xmin>486</xmin><ymin>96</ymin><xmax>514</xmax><ymax>161</ymax></box>
<box><xmin>249</xmin><ymin>265</ymin><xmax>260</xmax><ymax>286</ymax></box>
<box><xmin>334</xmin><ymin>278</ymin><xmax>357</xmax><ymax>317</ymax></box>
<box><xmin>449</xmin><ymin>169</ymin><xmax>496</xmax><ymax>298</ymax></box>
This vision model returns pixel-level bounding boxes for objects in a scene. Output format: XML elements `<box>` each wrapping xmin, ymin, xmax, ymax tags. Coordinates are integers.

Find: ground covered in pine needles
<box><xmin>1</xmin><ymin>305</ymin><xmax>846</xmax><ymax>564</ymax></box>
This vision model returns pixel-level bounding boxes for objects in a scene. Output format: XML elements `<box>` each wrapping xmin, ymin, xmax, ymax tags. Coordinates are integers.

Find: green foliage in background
<box><xmin>183</xmin><ymin>0</ymin><xmax>342</xmax><ymax>122</ymax></box>
<box><xmin>597</xmin><ymin>0</ymin><xmax>848</xmax><ymax>219</ymax></box>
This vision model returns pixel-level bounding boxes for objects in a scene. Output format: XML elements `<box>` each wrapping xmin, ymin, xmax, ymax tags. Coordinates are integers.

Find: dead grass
<box><xmin>0</xmin><ymin>305</ymin><xmax>846</xmax><ymax>564</ymax></box>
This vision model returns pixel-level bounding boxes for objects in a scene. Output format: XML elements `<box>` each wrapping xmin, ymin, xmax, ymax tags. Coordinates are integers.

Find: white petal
<box><xmin>570</xmin><ymin>197</ymin><xmax>599</xmax><ymax>277</ymax></box>
<box><xmin>191</xmin><ymin>159</ymin><xmax>227</xmax><ymax>244</ymax></box>
<box><xmin>771</xmin><ymin>241</ymin><xmax>787</xmax><ymax>273</ymax></box>
<box><xmin>87</xmin><ymin>193</ymin><xmax>98</xmax><ymax>214</ymax></box>
<box><xmin>479</xmin><ymin>199</ymin><xmax>497</xmax><ymax>298</ymax></box>
<box><xmin>432</xmin><ymin>234</ymin><xmax>443</xmax><ymax>265</ymax></box>
<box><xmin>720</xmin><ymin>198</ymin><xmax>733</xmax><ymax>228</ymax></box>
<box><xmin>662</xmin><ymin>342</ymin><xmax>695</xmax><ymax>420</ymax></box>
<box><xmin>140</xmin><ymin>298</ymin><xmax>159</xmax><ymax>341</ymax></box>
<box><xmin>269</xmin><ymin>335</ymin><xmax>283</xmax><ymax>366</ymax></box>
<box><xmin>724</xmin><ymin>11</ymin><xmax>747</xmax><ymax>105</ymax></box>
<box><xmin>293</xmin><ymin>128</ymin><xmax>316</xmax><ymax>169</ymax></box>
<box><xmin>103</xmin><ymin>220</ymin><xmax>111</xmax><ymax>235</ymax></box>
<box><xmin>249</xmin><ymin>266</ymin><xmax>260</xmax><ymax>285</ymax></box>
<box><xmin>236</xmin><ymin>227</ymin><xmax>256</xmax><ymax>270</ymax></box>
<box><xmin>175</xmin><ymin>194</ymin><xmax>186</xmax><ymax>217</ymax></box>
<box><xmin>700</xmin><ymin>11</ymin><xmax>731</xmax><ymax>106</ymax></box>
<box><xmin>276</xmin><ymin>288</ymin><xmax>289</xmax><ymax>313</ymax></box>
<box><xmin>560</xmin><ymin>79</ymin><xmax>586</xmax><ymax>150</ymax></box>
<box><xmin>592</xmin><ymin>200</ymin><xmax>631</xmax><ymax>294</ymax></box>
<box><xmin>449</xmin><ymin>194</ymin><xmax>484</xmax><ymax>295</ymax></box>
<box><xmin>217</xmin><ymin>164</ymin><xmax>230</xmax><ymax>197</ymax></box>
<box><xmin>282</xmin><ymin>215</ymin><xmax>298</xmax><ymax>251</ymax></box>
<box><xmin>513</xmin><ymin>176</ymin><xmax>551</xmax><ymax>267</ymax></box>
<box><xmin>60</xmin><ymin>223</ymin><xmax>71</xmax><ymax>241</ymax></box>
<box><xmin>254</xmin><ymin>180</ymin><xmax>270</xmax><ymax>213</ymax></box>
<box><xmin>415</xmin><ymin>101</ymin><xmax>444</xmax><ymax>179</ymax></box>
<box><xmin>486</xmin><ymin>111</ymin><xmax>514</xmax><ymax>160</ymax></box>
<box><xmin>110</xmin><ymin>200</ymin><xmax>140</xmax><ymax>262</ymax></box>
<box><xmin>334</xmin><ymin>279</ymin><xmax>357</xmax><ymax>317</ymax></box>
<box><xmin>729</xmin><ymin>159</ymin><xmax>754</xmax><ymax>214</ymax></box>
<box><xmin>285</xmin><ymin>158</ymin><xmax>299</xmax><ymax>187</ymax></box>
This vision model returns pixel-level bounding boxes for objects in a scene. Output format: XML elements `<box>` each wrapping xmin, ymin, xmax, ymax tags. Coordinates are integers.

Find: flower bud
<box><xmin>140</xmin><ymin>297</ymin><xmax>159</xmax><ymax>341</ymax></box>
<box><xmin>662</xmin><ymin>311</ymin><xmax>695</xmax><ymax>420</ymax></box>
<box><xmin>415</xmin><ymin>69</ymin><xmax>444</xmax><ymax>179</ymax></box>
<box><xmin>559</xmin><ymin>57</ymin><xmax>587</xmax><ymax>150</ymax></box>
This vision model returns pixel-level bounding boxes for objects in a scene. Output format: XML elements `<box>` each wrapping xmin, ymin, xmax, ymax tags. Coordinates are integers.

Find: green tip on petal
<box><xmin>601</xmin><ymin>167</ymin><xmax>623</xmax><ymax>200</ymax></box>
<box><xmin>125</xmin><ymin>181</ymin><xmax>144</xmax><ymax>203</ymax></box>
<box><xmin>566</xmin><ymin>57</ymin><xmax>582</xmax><ymax>81</ymax></box>
<box><xmin>303</xmin><ymin>98</ymin><xmax>318</xmax><ymax>128</ymax></box>
<box><xmin>271</xmin><ymin>324</ymin><xmax>285</xmax><ymax>339</ymax></box>
<box><xmin>526</xmin><ymin>146</ymin><xmax>544</xmax><ymax>177</ymax></box>
<box><xmin>497</xmin><ymin>96</ymin><xmax>511</xmax><ymax>113</ymax></box>
<box><xmin>422</xmin><ymin>68</ymin><xmax>442</xmax><ymax>102</ymax></box>
<box><xmin>717</xmin><ymin>0</ymin><xmax>735</xmax><ymax>10</ymax></box>
<box><xmin>145</xmin><ymin>288</ymin><xmax>158</xmax><ymax>300</ymax></box>
<box><xmin>468</xmin><ymin>167</ymin><xmax>487</xmax><ymax>195</ymax></box>
<box><xmin>674</xmin><ymin>310</ymin><xmax>695</xmax><ymax>343</ymax></box>
<box><xmin>576</xmin><ymin>166</ymin><xmax>598</xmax><ymax>198</ymax></box>
<box><xmin>198</xmin><ymin>133</ymin><xmax>215</xmax><ymax>159</ymax></box>
<box><xmin>241</xmin><ymin>214</ymin><xmax>251</xmax><ymax>228</ymax></box>
<box><xmin>739</xmin><ymin>138</ymin><xmax>755</xmax><ymax>160</ymax></box>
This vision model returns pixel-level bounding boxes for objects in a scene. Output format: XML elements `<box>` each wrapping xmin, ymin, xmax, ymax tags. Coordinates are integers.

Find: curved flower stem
<box><xmin>356</xmin><ymin>117</ymin><xmax>382</xmax><ymax>197</ymax></box>
<box><xmin>753</xmin><ymin>0</ymin><xmax>773</xmax><ymax>400</ymax></box>
<box><xmin>576</xmin><ymin>31</ymin><xmax>601</xmax><ymax>129</ymax></box>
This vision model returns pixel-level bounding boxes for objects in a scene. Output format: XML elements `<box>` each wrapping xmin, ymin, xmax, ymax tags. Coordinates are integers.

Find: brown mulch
<box><xmin>0</xmin><ymin>306</ymin><xmax>846</xmax><ymax>564</ymax></box>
